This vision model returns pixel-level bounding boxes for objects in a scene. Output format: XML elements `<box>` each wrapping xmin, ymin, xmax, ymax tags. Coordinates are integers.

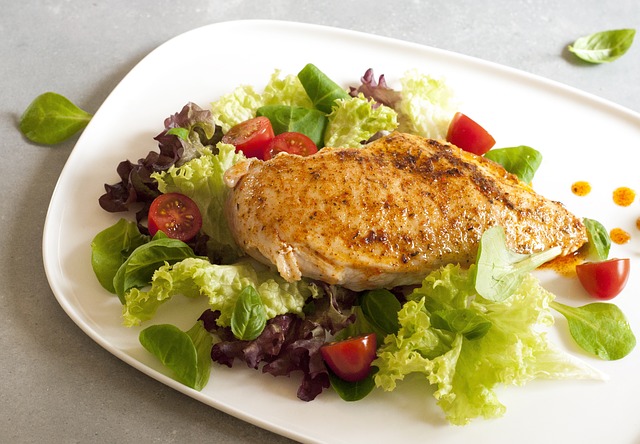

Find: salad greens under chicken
<box><xmin>90</xmin><ymin>63</ymin><xmax>635</xmax><ymax>425</ymax></box>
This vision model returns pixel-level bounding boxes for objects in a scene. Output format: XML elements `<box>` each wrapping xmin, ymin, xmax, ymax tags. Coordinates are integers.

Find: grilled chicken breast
<box><xmin>224</xmin><ymin>132</ymin><xmax>586</xmax><ymax>291</ymax></box>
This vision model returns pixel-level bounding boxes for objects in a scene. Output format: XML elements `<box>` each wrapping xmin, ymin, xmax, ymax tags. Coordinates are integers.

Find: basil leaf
<box><xmin>431</xmin><ymin>309</ymin><xmax>492</xmax><ymax>340</ymax></box>
<box><xmin>113</xmin><ymin>235</ymin><xmax>196</xmax><ymax>303</ymax></box>
<box><xmin>568</xmin><ymin>29</ymin><xmax>636</xmax><ymax>63</ymax></box>
<box><xmin>230</xmin><ymin>286</ymin><xmax>267</xmax><ymax>341</ymax></box>
<box><xmin>139</xmin><ymin>321</ymin><xmax>212</xmax><ymax>390</ymax></box>
<box><xmin>583</xmin><ymin>218</ymin><xmax>611</xmax><ymax>261</ymax></box>
<box><xmin>90</xmin><ymin>219</ymin><xmax>149</xmax><ymax>293</ymax></box>
<box><xmin>327</xmin><ymin>367</ymin><xmax>376</xmax><ymax>401</ymax></box>
<box><xmin>484</xmin><ymin>146</ymin><xmax>542</xmax><ymax>183</ymax></box>
<box><xmin>20</xmin><ymin>92</ymin><xmax>93</xmax><ymax>144</ymax></box>
<box><xmin>474</xmin><ymin>226</ymin><xmax>561</xmax><ymax>302</ymax></box>
<box><xmin>359</xmin><ymin>289</ymin><xmax>401</xmax><ymax>336</ymax></box>
<box><xmin>298</xmin><ymin>63</ymin><xmax>350</xmax><ymax>114</ymax></box>
<box><xmin>551</xmin><ymin>301</ymin><xmax>636</xmax><ymax>360</ymax></box>
<box><xmin>257</xmin><ymin>105</ymin><xmax>328</xmax><ymax>147</ymax></box>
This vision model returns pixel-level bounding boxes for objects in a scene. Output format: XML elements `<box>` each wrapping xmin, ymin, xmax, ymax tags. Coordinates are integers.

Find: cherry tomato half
<box><xmin>147</xmin><ymin>192</ymin><xmax>202</xmax><ymax>242</ymax></box>
<box><xmin>221</xmin><ymin>116</ymin><xmax>275</xmax><ymax>159</ymax></box>
<box><xmin>320</xmin><ymin>333</ymin><xmax>377</xmax><ymax>382</ymax></box>
<box><xmin>446</xmin><ymin>112</ymin><xmax>496</xmax><ymax>156</ymax></box>
<box><xmin>575</xmin><ymin>258</ymin><xmax>630</xmax><ymax>300</ymax></box>
<box><xmin>263</xmin><ymin>132</ymin><xmax>318</xmax><ymax>160</ymax></box>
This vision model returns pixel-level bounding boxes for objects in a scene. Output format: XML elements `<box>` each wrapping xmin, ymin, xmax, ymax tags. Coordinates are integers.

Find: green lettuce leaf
<box><xmin>262</xmin><ymin>69</ymin><xmax>314</xmax><ymax>108</ymax></box>
<box><xmin>122</xmin><ymin>257</ymin><xmax>322</xmax><ymax>327</ymax></box>
<box><xmin>210</xmin><ymin>70</ymin><xmax>313</xmax><ymax>132</ymax></box>
<box><xmin>374</xmin><ymin>264</ymin><xmax>602</xmax><ymax>425</ymax></box>
<box><xmin>152</xmin><ymin>142</ymin><xmax>245</xmax><ymax>263</ymax></box>
<box><xmin>210</xmin><ymin>85</ymin><xmax>263</xmax><ymax>133</ymax></box>
<box><xmin>324</xmin><ymin>94</ymin><xmax>398</xmax><ymax>148</ymax></box>
<box><xmin>396</xmin><ymin>69</ymin><xmax>458</xmax><ymax>140</ymax></box>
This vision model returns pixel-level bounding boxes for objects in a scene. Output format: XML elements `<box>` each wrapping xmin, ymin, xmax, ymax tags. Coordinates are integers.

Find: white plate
<box><xmin>43</xmin><ymin>20</ymin><xmax>640</xmax><ymax>444</ymax></box>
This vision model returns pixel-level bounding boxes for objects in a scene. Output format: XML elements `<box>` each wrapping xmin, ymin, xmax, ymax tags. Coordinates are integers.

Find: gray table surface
<box><xmin>2</xmin><ymin>1</ymin><xmax>639</xmax><ymax>443</ymax></box>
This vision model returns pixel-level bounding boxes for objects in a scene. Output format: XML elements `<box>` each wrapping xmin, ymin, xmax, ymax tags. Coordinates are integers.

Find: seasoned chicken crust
<box><xmin>224</xmin><ymin>132</ymin><xmax>587</xmax><ymax>291</ymax></box>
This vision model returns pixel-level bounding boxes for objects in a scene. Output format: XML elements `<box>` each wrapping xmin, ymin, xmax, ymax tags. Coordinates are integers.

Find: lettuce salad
<box><xmin>91</xmin><ymin>64</ymin><xmax>627</xmax><ymax>425</ymax></box>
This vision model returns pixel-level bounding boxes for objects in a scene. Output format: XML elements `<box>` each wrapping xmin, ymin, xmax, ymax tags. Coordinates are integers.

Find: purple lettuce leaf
<box><xmin>199</xmin><ymin>284</ymin><xmax>358</xmax><ymax>401</ymax></box>
<box><xmin>349</xmin><ymin>68</ymin><xmax>402</xmax><ymax>109</ymax></box>
<box><xmin>98</xmin><ymin>102</ymin><xmax>222</xmax><ymax>228</ymax></box>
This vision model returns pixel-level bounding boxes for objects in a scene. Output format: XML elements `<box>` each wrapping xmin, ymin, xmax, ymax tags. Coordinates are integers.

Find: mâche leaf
<box><xmin>139</xmin><ymin>321</ymin><xmax>212</xmax><ymax>390</ymax></box>
<box><xmin>20</xmin><ymin>92</ymin><xmax>93</xmax><ymax>144</ymax></box>
<box><xmin>568</xmin><ymin>29</ymin><xmax>636</xmax><ymax>63</ymax></box>
<box><xmin>113</xmin><ymin>232</ymin><xmax>196</xmax><ymax>303</ymax></box>
<box><xmin>484</xmin><ymin>146</ymin><xmax>542</xmax><ymax>183</ymax></box>
<box><xmin>551</xmin><ymin>301</ymin><xmax>636</xmax><ymax>360</ymax></box>
<box><xmin>90</xmin><ymin>218</ymin><xmax>150</xmax><ymax>293</ymax></box>
<box><xmin>583</xmin><ymin>218</ymin><xmax>611</xmax><ymax>261</ymax></box>
<box><xmin>257</xmin><ymin>105</ymin><xmax>328</xmax><ymax>147</ymax></box>
<box><xmin>359</xmin><ymin>288</ymin><xmax>401</xmax><ymax>336</ymax></box>
<box><xmin>298</xmin><ymin>63</ymin><xmax>350</xmax><ymax>114</ymax></box>
<box><xmin>474</xmin><ymin>226</ymin><xmax>561</xmax><ymax>302</ymax></box>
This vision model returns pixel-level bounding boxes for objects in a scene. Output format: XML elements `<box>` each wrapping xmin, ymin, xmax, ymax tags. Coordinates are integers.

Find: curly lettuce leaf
<box><xmin>210</xmin><ymin>85</ymin><xmax>263</xmax><ymax>133</ymax></box>
<box><xmin>374</xmin><ymin>264</ymin><xmax>602</xmax><ymax>425</ymax></box>
<box><xmin>262</xmin><ymin>69</ymin><xmax>314</xmax><ymax>108</ymax></box>
<box><xmin>396</xmin><ymin>69</ymin><xmax>458</xmax><ymax>140</ymax></box>
<box><xmin>324</xmin><ymin>94</ymin><xmax>398</xmax><ymax>148</ymax></box>
<box><xmin>211</xmin><ymin>70</ymin><xmax>314</xmax><ymax>132</ymax></box>
<box><xmin>152</xmin><ymin>142</ymin><xmax>244</xmax><ymax>263</ymax></box>
<box><xmin>122</xmin><ymin>257</ymin><xmax>321</xmax><ymax>327</ymax></box>
<box><xmin>99</xmin><ymin>102</ymin><xmax>221</xmax><ymax>221</ymax></box>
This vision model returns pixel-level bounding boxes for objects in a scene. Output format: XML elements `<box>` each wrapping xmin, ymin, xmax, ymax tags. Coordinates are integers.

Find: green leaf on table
<box><xmin>568</xmin><ymin>29</ymin><xmax>636</xmax><ymax>63</ymax></box>
<box><xmin>551</xmin><ymin>301</ymin><xmax>636</xmax><ymax>360</ymax></box>
<box><xmin>20</xmin><ymin>92</ymin><xmax>93</xmax><ymax>144</ymax></box>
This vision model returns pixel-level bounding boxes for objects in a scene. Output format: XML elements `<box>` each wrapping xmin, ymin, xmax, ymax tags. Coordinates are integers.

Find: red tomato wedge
<box><xmin>147</xmin><ymin>193</ymin><xmax>202</xmax><ymax>242</ymax></box>
<box><xmin>446</xmin><ymin>112</ymin><xmax>496</xmax><ymax>155</ymax></box>
<box><xmin>320</xmin><ymin>333</ymin><xmax>377</xmax><ymax>382</ymax></box>
<box><xmin>576</xmin><ymin>258</ymin><xmax>630</xmax><ymax>300</ymax></box>
<box><xmin>221</xmin><ymin>116</ymin><xmax>275</xmax><ymax>159</ymax></box>
<box><xmin>263</xmin><ymin>132</ymin><xmax>318</xmax><ymax>160</ymax></box>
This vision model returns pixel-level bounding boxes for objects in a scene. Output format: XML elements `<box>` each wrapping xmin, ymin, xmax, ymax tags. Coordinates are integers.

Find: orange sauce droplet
<box><xmin>610</xmin><ymin>227</ymin><xmax>631</xmax><ymax>245</ymax></box>
<box><xmin>636</xmin><ymin>217</ymin><xmax>640</xmax><ymax>231</ymax></box>
<box><xmin>571</xmin><ymin>181</ymin><xmax>591</xmax><ymax>196</ymax></box>
<box><xmin>540</xmin><ymin>250</ymin><xmax>585</xmax><ymax>277</ymax></box>
<box><xmin>612</xmin><ymin>186</ymin><xmax>636</xmax><ymax>206</ymax></box>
